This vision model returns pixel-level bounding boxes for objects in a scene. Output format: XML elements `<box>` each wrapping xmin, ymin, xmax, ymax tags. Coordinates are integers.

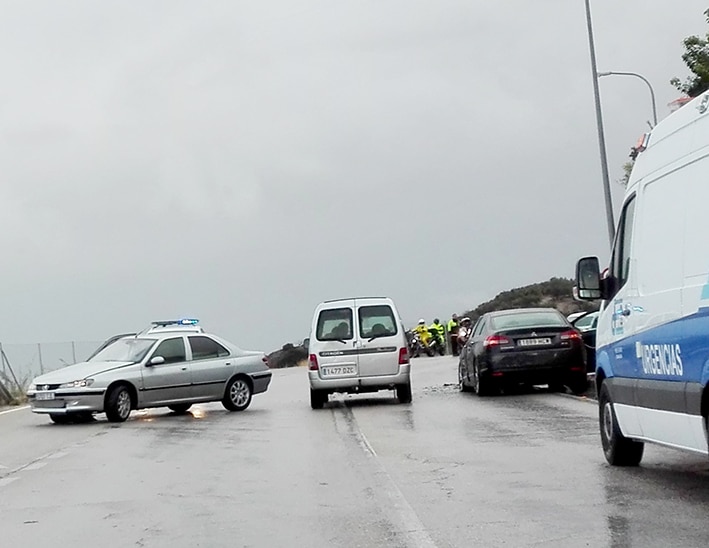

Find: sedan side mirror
<box><xmin>576</xmin><ymin>256</ymin><xmax>605</xmax><ymax>300</ymax></box>
<box><xmin>147</xmin><ymin>356</ymin><xmax>165</xmax><ymax>366</ymax></box>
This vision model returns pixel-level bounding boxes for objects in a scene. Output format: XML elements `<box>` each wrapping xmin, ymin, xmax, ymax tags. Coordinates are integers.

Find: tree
<box><xmin>671</xmin><ymin>8</ymin><xmax>709</xmax><ymax>98</ymax></box>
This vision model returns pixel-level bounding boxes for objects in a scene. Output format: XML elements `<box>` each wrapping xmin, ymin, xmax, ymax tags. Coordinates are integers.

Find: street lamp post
<box><xmin>584</xmin><ymin>0</ymin><xmax>615</xmax><ymax>247</ymax></box>
<box><xmin>598</xmin><ymin>71</ymin><xmax>658</xmax><ymax>127</ymax></box>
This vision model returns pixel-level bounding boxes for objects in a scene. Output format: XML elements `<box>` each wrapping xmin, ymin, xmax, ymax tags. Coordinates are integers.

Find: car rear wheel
<box><xmin>105</xmin><ymin>385</ymin><xmax>132</xmax><ymax>423</ymax></box>
<box><xmin>310</xmin><ymin>389</ymin><xmax>327</xmax><ymax>410</ymax></box>
<box><xmin>473</xmin><ymin>362</ymin><xmax>494</xmax><ymax>397</ymax></box>
<box><xmin>548</xmin><ymin>382</ymin><xmax>566</xmax><ymax>393</ymax></box>
<box><xmin>168</xmin><ymin>404</ymin><xmax>192</xmax><ymax>414</ymax></box>
<box><xmin>599</xmin><ymin>383</ymin><xmax>644</xmax><ymax>466</ymax></box>
<box><xmin>459</xmin><ymin>364</ymin><xmax>472</xmax><ymax>392</ymax></box>
<box><xmin>49</xmin><ymin>414</ymin><xmax>71</xmax><ymax>425</ymax></box>
<box><xmin>568</xmin><ymin>374</ymin><xmax>589</xmax><ymax>396</ymax></box>
<box><xmin>223</xmin><ymin>377</ymin><xmax>252</xmax><ymax>412</ymax></box>
<box><xmin>396</xmin><ymin>383</ymin><xmax>412</xmax><ymax>403</ymax></box>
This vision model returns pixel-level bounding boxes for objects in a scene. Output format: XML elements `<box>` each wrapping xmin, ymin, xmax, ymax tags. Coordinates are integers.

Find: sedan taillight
<box><xmin>560</xmin><ymin>330</ymin><xmax>582</xmax><ymax>342</ymax></box>
<box><xmin>483</xmin><ymin>335</ymin><xmax>511</xmax><ymax>348</ymax></box>
<box><xmin>309</xmin><ymin>354</ymin><xmax>319</xmax><ymax>371</ymax></box>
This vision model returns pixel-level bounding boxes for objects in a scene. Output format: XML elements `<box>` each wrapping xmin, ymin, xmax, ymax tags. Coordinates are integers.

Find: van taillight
<box><xmin>398</xmin><ymin>347</ymin><xmax>409</xmax><ymax>365</ymax></box>
<box><xmin>484</xmin><ymin>335</ymin><xmax>510</xmax><ymax>348</ymax></box>
<box><xmin>309</xmin><ymin>354</ymin><xmax>319</xmax><ymax>370</ymax></box>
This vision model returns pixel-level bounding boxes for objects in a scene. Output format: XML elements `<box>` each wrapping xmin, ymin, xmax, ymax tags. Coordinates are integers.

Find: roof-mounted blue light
<box><xmin>178</xmin><ymin>318</ymin><xmax>200</xmax><ymax>326</ymax></box>
<box><xmin>151</xmin><ymin>318</ymin><xmax>200</xmax><ymax>327</ymax></box>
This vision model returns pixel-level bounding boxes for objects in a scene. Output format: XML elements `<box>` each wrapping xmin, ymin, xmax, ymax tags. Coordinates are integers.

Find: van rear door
<box><xmin>355</xmin><ymin>300</ymin><xmax>402</xmax><ymax>377</ymax></box>
<box><xmin>314</xmin><ymin>302</ymin><xmax>359</xmax><ymax>379</ymax></box>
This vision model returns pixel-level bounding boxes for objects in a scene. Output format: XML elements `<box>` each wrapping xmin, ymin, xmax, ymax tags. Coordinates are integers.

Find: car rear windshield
<box><xmin>491</xmin><ymin>311</ymin><xmax>566</xmax><ymax>331</ymax></box>
<box><xmin>90</xmin><ymin>338</ymin><xmax>156</xmax><ymax>362</ymax></box>
<box><xmin>359</xmin><ymin>305</ymin><xmax>398</xmax><ymax>338</ymax></box>
<box><xmin>316</xmin><ymin>308</ymin><xmax>354</xmax><ymax>341</ymax></box>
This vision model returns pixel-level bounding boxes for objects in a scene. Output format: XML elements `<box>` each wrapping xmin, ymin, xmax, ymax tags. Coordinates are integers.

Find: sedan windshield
<box><xmin>492</xmin><ymin>311</ymin><xmax>566</xmax><ymax>330</ymax></box>
<box><xmin>89</xmin><ymin>338</ymin><xmax>156</xmax><ymax>363</ymax></box>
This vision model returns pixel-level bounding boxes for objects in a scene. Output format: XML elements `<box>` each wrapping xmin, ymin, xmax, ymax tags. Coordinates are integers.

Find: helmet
<box><xmin>418</xmin><ymin>319</ymin><xmax>425</xmax><ymax>324</ymax></box>
<box><xmin>434</xmin><ymin>318</ymin><xmax>440</xmax><ymax>323</ymax></box>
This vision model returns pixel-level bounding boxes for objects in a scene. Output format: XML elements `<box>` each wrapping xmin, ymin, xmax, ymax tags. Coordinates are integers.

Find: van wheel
<box><xmin>396</xmin><ymin>383</ymin><xmax>412</xmax><ymax>403</ymax></box>
<box><xmin>310</xmin><ymin>389</ymin><xmax>327</xmax><ymax>410</ymax></box>
<box><xmin>599</xmin><ymin>384</ymin><xmax>644</xmax><ymax>466</ymax></box>
<box><xmin>50</xmin><ymin>414</ymin><xmax>71</xmax><ymax>425</ymax></box>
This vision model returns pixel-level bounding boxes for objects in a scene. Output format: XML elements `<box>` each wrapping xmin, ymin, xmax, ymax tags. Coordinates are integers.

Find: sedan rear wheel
<box><xmin>223</xmin><ymin>377</ymin><xmax>253</xmax><ymax>412</ymax></box>
<box><xmin>474</xmin><ymin>362</ymin><xmax>493</xmax><ymax>397</ymax></box>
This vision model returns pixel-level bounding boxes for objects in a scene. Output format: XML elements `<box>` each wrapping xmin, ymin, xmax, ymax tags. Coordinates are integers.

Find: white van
<box><xmin>307</xmin><ymin>297</ymin><xmax>412</xmax><ymax>409</ymax></box>
<box><xmin>575</xmin><ymin>91</ymin><xmax>709</xmax><ymax>466</ymax></box>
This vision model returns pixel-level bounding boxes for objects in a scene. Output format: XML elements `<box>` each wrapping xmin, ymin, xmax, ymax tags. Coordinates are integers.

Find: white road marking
<box><xmin>47</xmin><ymin>451</ymin><xmax>68</xmax><ymax>460</ymax></box>
<box><xmin>336</xmin><ymin>404</ymin><xmax>438</xmax><ymax>548</ymax></box>
<box><xmin>0</xmin><ymin>477</ymin><xmax>20</xmax><ymax>488</ymax></box>
<box><xmin>0</xmin><ymin>405</ymin><xmax>30</xmax><ymax>416</ymax></box>
<box><xmin>24</xmin><ymin>462</ymin><xmax>47</xmax><ymax>471</ymax></box>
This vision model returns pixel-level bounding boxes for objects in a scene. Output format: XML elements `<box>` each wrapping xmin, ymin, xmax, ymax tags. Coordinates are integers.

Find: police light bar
<box><xmin>151</xmin><ymin>318</ymin><xmax>200</xmax><ymax>327</ymax></box>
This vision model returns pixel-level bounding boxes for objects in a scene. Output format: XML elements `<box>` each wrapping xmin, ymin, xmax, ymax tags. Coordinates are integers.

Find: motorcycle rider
<box><xmin>457</xmin><ymin>317</ymin><xmax>473</xmax><ymax>347</ymax></box>
<box><xmin>447</xmin><ymin>314</ymin><xmax>460</xmax><ymax>356</ymax></box>
<box><xmin>429</xmin><ymin>318</ymin><xmax>446</xmax><ymax>353</ymax></box>
<box><xmin>413</xmin><ymin>319</ymin><xmax>431</xmax><ymax>347</ymax></box>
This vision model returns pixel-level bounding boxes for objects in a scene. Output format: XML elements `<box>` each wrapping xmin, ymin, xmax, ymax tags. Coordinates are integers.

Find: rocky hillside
<box><xmin>462</xmin><ymin>277</ymin><xmax>598</xmax><ymax>321</ymax></box>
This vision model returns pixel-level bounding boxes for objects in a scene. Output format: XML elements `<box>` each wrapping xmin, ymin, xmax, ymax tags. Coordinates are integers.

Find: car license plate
<box><xmin>36</xmin><ymin>391</ymin><xmax>55</xmax><ymax>401</ymax></box>
<box><xmin>518</xmin><ymin>338</ymin><xmax>552</xmax><ymax>347</ymax></box>
<box><xmin>321</xmin><ymin>365</ymin><xmax>357</xmax><ymax>377</ymax></box>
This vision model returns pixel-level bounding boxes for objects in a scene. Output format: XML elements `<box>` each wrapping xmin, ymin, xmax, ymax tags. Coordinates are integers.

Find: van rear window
<box><xmin>359</xmin><ymin>305</ymin><xmax>398</xmax><ymax>339</ymax></box>
<box><xmin>316</xmin><ymin>308</ymin><xmax>354</xmax><ymax>341</ymax></box>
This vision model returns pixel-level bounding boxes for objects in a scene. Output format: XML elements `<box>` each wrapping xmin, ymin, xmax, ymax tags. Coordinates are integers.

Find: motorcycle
<box><xmin>407</xmin><ymin>331</ymin><xmax>433</xmax><ymax>357</ymax></box>
<box><xmin>427</xmin><ymin>329</ymin><xmax>447</xmax><ymax>356</ymax></box>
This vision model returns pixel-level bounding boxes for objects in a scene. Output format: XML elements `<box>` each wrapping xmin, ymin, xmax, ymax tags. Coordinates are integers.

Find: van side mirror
<box><xmin>576</xmin><ymin>257</ymin><xmax>604</xmax><ymax>300</ymax></box>
<box><xmin>147</xmin><ymin>356</ymin><xmax>165</xmax><ymax>366</ymax></box>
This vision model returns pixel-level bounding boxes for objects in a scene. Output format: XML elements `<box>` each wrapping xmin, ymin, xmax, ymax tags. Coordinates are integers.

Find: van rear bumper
<box><xmin>309</xmin><ymin>365</ymin><xmax>410</xmax><ymax>392</ymax></box>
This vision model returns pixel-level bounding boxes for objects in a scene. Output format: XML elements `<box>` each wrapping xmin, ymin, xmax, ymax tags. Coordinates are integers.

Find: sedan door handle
<box><xmin>181</xmin><ymin>366</ymin><xmax>188</xmax><ymax>370</ymax></box>
<box><xmin>225</xmin><ymin>362</ymin><xmax>231</xmax><ymax>366</ymax></box>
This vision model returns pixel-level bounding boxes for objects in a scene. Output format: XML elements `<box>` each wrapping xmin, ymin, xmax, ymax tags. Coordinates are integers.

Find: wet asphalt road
<box><xmin>2</xmin><ymin>357</ymin><xmax>709</xmax><ymax>547</ymax></box>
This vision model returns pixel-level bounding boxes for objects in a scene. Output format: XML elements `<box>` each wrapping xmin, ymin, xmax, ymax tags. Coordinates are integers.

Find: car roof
<box><xmin>322</xmin><ymin>296</ymin><xmax>390</xmax><ymax>304</ymax></box>
<box><xmin>488</xmin><ymin>307</ymin><xmax>562</xmax><ymax>317</ymax></box>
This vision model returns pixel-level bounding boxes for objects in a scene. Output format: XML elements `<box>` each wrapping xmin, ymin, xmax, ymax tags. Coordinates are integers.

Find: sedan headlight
<box><xmin>28</xmin><ymin>384</ymin><xmax>36</xmax><ymax>392</ymax></box>
<box><xmin>59</xmin><ymin>379</ymin><xmax>95</xmax><ymax>389</ymax></box>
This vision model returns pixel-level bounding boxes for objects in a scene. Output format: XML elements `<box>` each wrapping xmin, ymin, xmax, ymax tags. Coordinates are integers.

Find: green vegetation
<box><xmin>267</xmin><ymin>342</ymin><xmax>308</xmax><ymax>369</ymax></box>
<box><xmin>462</xmin><ymin>277</ymin><xmax>597</xmax><ymax>322</ymax></box>
<box><xmin>671</xmin><ymin>8</ymin><xmax>709</xmax><ymax>98</ymax></box>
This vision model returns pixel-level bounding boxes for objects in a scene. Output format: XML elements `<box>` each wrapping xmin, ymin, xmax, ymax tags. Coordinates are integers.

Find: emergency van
<box><xmin>576</xmin><ymin>90</ymin><xmax>709</xmax><ymax>466</ymax></box>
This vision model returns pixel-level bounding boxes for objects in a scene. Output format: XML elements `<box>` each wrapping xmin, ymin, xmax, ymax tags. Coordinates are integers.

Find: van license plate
<box><xmin>519</xmin><ymin>338</ymin><xmax>552</xmax><ymax>347</ymax></box>
<box><xmin>36</xmin><ymin>392</ymin><xmax>55</xmax><ymax>401</ymax></box>
<box><xmin>321</xmin><ymin>366</ymin><xmax>357</xmax><ymax>377</ymax></box>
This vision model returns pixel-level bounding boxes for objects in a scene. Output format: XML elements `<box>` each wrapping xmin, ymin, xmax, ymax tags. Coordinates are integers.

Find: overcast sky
<box><xmin>0</xmin><ymin>0</ymin><xmax>706</xmax><ymax>352</ymax></box>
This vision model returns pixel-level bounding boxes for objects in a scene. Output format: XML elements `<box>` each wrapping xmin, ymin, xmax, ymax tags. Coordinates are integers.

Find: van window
<box><xmin>359</xmin><ymin>305</ymin><xmax>398</xmax><ymax>339</ymax></box>
<box><xmin>316</xmin><ymin>308</ymin><xmax>354</xmax><ymax>341</ymax></box>
<box><xmin>610</xmin><ymin>196</ymin><xmax>637</xmax><ymax>294</ymax></box>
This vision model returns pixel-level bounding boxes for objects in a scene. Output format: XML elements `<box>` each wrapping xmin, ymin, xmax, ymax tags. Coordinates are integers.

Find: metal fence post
<box><xmin>38</xmin><ymin>343</ymin><xmax>44</xmax><ymax>375</ymax></box>
<box><xmin>71</xmin><ymin>341</ymin><xmax>77</xmax><ymax>364</ymax></box>
<box><xmin>0</xmin><ymin>342</ymin><xmax>4</xmax><ymax>376</ymax></box>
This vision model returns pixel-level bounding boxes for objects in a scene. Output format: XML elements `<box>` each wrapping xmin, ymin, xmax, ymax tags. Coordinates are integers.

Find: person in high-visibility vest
<box><xmin>448</xmin><ymin>314</ymin><xmax>460</xmax><ymax>356</ymax></box>
<box><xmin>429</xmin><ymin>318</ymin><xmax>446</xmax><ymax>353</ymax></box>
<box><xmin>413</xmin><ymin>319</ymin><xmax>431</xmax><ymax>346</ymax></box>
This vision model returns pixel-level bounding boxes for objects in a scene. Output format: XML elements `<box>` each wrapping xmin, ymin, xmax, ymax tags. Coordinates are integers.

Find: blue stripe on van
<box><xmin>598</xmin><ymin>309</ymin><xmax>709</xmax><ymax>412</ymax></box>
